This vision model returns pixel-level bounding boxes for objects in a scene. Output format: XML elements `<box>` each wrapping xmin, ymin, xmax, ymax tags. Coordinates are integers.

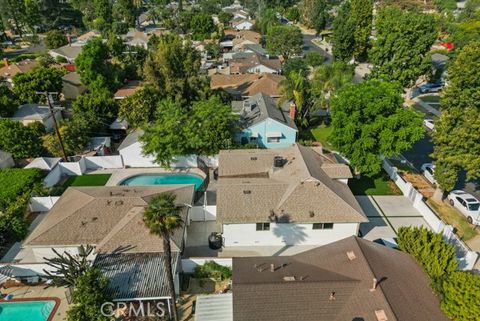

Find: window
<box><xmin>312</xmin><ymin>223</ymin><xmax>334</xmax><ymax>230</ymax></box>
<box><xmin>250</xmin><ymin>136</ymin><xmax>257</xmax><ymax>141</ymax></box>
<box><xmin>256</xmin><ymin>223</ymin><xmax>270</xmax><ymax>231</ymax></box>
<box><xmin>267</xmin><ymin>137</ymin><xmax>280</xmax><ymax>143</ymax></box>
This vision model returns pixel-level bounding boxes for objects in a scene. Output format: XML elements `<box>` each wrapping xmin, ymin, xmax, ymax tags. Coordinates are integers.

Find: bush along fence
<box><xmin>382</xmin><ymin>158</ymin><xmax>479</xmax><ymax>270</ymax></box>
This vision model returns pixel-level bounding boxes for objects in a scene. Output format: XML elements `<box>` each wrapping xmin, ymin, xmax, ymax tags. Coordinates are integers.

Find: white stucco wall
<box><xmin>120</xmin><ymin>143</ymin><xmax>160</xmax><ymax>168</ymax></box>
<box><xmin>222</xmin><ymin>222</ymin><xmax>359</xmax><ymax>247</ymax></box>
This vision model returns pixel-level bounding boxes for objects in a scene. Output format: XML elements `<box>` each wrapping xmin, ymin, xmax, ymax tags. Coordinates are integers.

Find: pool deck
<box><xmin>1</xmin><ymin>285</ymin><xmax>68</xmax><ymax>321</ymax></box>
<box><xmin>95</xmin><ymin>167</ymin><xmax>206</xmax><ymax>186</ymax></box>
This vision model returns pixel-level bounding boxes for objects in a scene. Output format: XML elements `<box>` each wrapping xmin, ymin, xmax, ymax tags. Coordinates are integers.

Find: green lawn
<box><xmin>62</xmin><ymin>174</ymin><xmax>112</xmax><ymax>187</ymax></box>
<box><xmin>300</xmin><ymin>125</ymin><xmax>334</xmax><ymax>150</ymax></box>
<box><xmin>348</xmin><ymin>172</ymin><xmax>402</xmax><ymax>195</ymax></box>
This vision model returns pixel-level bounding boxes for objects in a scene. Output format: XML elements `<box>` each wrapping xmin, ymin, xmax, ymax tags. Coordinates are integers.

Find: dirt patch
<box><xmin>400</xmin><ymin>172</ymin><xmax>435</xmax><ymax>198</ymax></box>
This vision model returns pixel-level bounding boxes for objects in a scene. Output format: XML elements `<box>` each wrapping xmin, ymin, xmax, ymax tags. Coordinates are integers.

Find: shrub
<box><xmin>194</xmin><ymin>261</ymin><xmax>232</xmax><ymax>281</ymax></box>
<box><xmin>0</xmin><ymin>168</ymin><xmax>43</xmax><ymax>210</ymax></box>
<box><xmin>441</xmin><ymin>271</ymin><xmax>480</xmax><ymax>321</ymax></box>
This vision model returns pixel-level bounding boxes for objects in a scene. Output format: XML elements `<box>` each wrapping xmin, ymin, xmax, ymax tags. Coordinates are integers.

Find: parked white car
<box><xmin>447</xmin><ymin>190</ymin><xmax>480</xmax><ymax>225</ymax></box>
<box><xmin>423</xmin><ymin>119</ymin><xmax>435</xmax><ymax>131</ymax></box>
<box><xmin>421</xmin><ymin>163</ymin><xmax>436</xmax><ymax>185</ymax></box>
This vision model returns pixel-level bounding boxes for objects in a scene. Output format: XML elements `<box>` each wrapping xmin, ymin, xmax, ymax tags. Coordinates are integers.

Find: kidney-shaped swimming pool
<box><xmin>120</xmin><ymin>173</ymin><xmax>204</xmax><ymax>191</ymax></box>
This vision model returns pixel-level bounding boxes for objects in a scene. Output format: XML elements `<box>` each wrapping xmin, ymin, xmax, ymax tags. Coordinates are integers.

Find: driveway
<box><xmin>357</xmin><ymin>196</ymin><xmax>431</xmax><ymax>241</ymax></box>
<box><xmin>302</xmin><ymin>34</ymin><xmax>332</xmax><ymax>64</ymax></box>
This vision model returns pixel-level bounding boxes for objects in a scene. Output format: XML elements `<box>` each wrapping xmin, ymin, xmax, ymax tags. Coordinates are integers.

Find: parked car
<box><xmin>419</xmin><ymin>82</ymin><xmax>444</xmax><ymax>93</ymax></box>
<box><xmin>421</xmin><ymin>163</ymin><xmax>436</xmax><ymax>185</ymax></box>
<box><xmin>423</xmin><ymin>118</ymin><xmax>435</xmax><ymax>131</ymax></box>
<box><xmin>447</xmin><ymin>190</ymin><xmax>480</xmax><ymax>225</ymax></box>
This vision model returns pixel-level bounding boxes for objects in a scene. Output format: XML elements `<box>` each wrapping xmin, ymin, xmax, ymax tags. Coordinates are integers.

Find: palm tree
<box><xmin>144</xmin><ymin>192</ymin><xmax>183</xmax><ymax>321</ymax></box>
<box><xmin>279</xmin><ymin>71</ymin><xmax>311</xmax><ymax>127</ymax></box>
<box><xmin>310</xmin><ymin>61</ymin><xmax>354</xmax><ymax>111</ymax></box>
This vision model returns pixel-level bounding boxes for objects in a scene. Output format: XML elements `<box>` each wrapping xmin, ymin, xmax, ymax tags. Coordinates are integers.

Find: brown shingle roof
<box><xmin>24</xmin><ymin>185</ymin><xmax>194</xmax><ymax>253</ymax></box>
<box><xmin>210</xmin><ymin>73</ymin><xmax>285</xmax><ymax>97</ymax></box>
<box><xmin>229</xmin><ymin>54</ymin><xmax>281</xmax><ymax>74</ymax></box>
<box><xmin>217</xmin><ymin>144</ymin><xmax>366</xmax><ymax>224</ymax></box>
<box><xmin>0</xmin><ymin>60</ymin><xmax>38</xmax><ymax>79</ymax></box>
<box><xmin>232</xmin><ymin>236</ymin><xmax>450</xmax><ymax>321</ymax></box>
<box><xmin>114</xmin><ymin>81</ymin><xmax>141</xmax><ymax>99</ymax></box>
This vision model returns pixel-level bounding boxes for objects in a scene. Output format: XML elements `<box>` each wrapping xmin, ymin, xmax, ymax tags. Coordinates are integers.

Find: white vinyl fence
<box><xmin>383</xmin><ymin>159</ymin><xmax>479</xmax><ymax>270</ymax></box>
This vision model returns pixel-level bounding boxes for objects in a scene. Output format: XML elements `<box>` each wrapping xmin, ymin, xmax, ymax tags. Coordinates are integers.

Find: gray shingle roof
<box><xmin>232</xmin><ymin>236</ymin><xmax>450</xmax><ymax>321</ymax></box>
<box><xmin>49</xmin><ymin>45</ymin><xmax>82</xmax><ymax>60</ymax></box>
<box><xmin>232</xmin><ymin>93</ymin><xmax>297</xmax><ymax>130</ymax></box>
<box><xmin>217</xmin><ymin>144</ymin><xmax>365</xmax><ymax>224</ymax></box>
<box><xmin>94</xmin><ymin>252</ymin><xmax>179</xmax><ymax>300</ymax></box>
<box><xmin>12</xmin><ymin>104</ymin><xmax>50</xmax><ymax>121</ymax></box>
<box><xmin>24</xmin><ymin>185</ymin><xmax>194</xmax><ymax>253</ymax></box>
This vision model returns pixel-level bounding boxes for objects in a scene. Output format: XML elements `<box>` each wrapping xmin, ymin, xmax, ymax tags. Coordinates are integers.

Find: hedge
<box><xmin>0</xmin><ymin>168</ymin><xmax>43</xmax><ymax>210</ymax></box>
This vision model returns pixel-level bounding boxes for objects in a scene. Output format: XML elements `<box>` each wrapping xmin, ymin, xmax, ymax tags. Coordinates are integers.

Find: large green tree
<box><xmin>44</xmin><ymin>29</ymin><xmax>68</xmax><ymax>49</ymax></box>
<box><xmin>143</xmin><ymin>192</ymin><xmax>184</xmax><ymax>321</ymax></box>
<box><xmin>279</xmin><ymin>71</ymin><xmax>311</xmax><ymax>127</ymax></box>
<box><xmin>0</xmin><ymin>83</ymin><xmax>18</xmax><ymax>117</ymax></box>
<box><xmin>330</xmin><ymin>80</ymin><xmax>424</xmax><ymax>176</ymax></box>
<box><xmin>141</xmin><ymin>97</ymin><xmax>235</xmax><ymax>167</ymax></box>
<box><xmin>300</xmin><ymin>0</ymin><xmax>328</xmax><ymax>33</ymax></box>
<box><xmin>42</xmin><ymin>121</ymin><xmax>90</xmax><ymax>157</ymax></box>
<box><xmin>118</xmin><ymin>86</ymin><xmax>161</xmax><ymax>128</ymax></box>
<box><xmin>0</xmin><ymin>119</ymin><xmax>45</xmax><ymax>158</ymax></box>
<box><xmin>432</xmin><ymin>42</ymin><xmax>480</xmax><ymax>191</ymax></box>
<box><xmin>143</xmin><ymin>34</ymin><xmax>205</xmax><ymax>103</ymax></box>
<box><xmin>350</xmin><ymin>0</ymin><xmax>373</xmax><ymax>60</ymax></box>
<box><xmin>369</xmin><ymin>7</ymin><xmax>437</xmax><ymax>87</ymax></box>
<box><xmin>189</xmin><ymin>12</ymin><xmax>215</xmax><ymax>40</ymax></box>
<box><xmin>441</xmin><ymin>271</ymin><xmax>480</xmax><ymax>321</ymax></box>
<box><xmin>332</xmin><ymin>1</ymin><xmax>355</xmax><ymax>62</ymax></box>
<box><xmin>266</xmin><ymin>25</ymin><xmax>303</xmax><ymax>58</ymax></box>
<box><xmin>12</xmin><ymin>66</ymin><xmax>65</xmax><ymax>103</ymax></box>
<box><xmin>72</xmin><ymin>88</ymin><xmax>116</xmax><ymax>131</ymax></box>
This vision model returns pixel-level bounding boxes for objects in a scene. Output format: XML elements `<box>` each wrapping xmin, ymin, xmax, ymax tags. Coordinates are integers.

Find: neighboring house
<box><xmin>243</xmin><ymin>44</ymin><xmax>268</xmax><ymax>57</ymax></box>
<box><xmin>0</xmin><ymin>59</ymin><xmax>38</xmax><ymax>86</ymax></box>
<box><xmin>48</xmin><ymin>45</ymin><xmax>82</xmax><ymax>63</ymax></box>
<box><xmin>62</xmin><ymin>72</ymin><xmax>86</xmax><ymax>100</ymax></box>
<box><xmin>211</xmin><ymin>73</ymin><xmax>285</xmax><ymax>99</ymax></box>
<box><xmin>0</xmin><ymin>150</ymin><xmax>14</xmax><ymax>168</ymax></box>
<box><xmin>24</xmin><ymin>157</ymin><xmax>61</xmax><ymax>171</ymax></box>
<box><xmin>229</xmin><ymin>53</ymin><xmax>281</xmax><ymax>74</ymax></box>
<box><xmin>11</xmin><ymin>104</ymin><xmax>63</xmax><ymax>131</ymax></box>
<box><xmin>221</xmin><ymin>30</ymin><xmax>262</xmax><ymax>51</ymax></box>
<box><xmin>232</xmin><ymin>18</ymin><xmax>254</xmax><ymax>30</ymax></box>
<box><xmin>74</xmin><ymin>31</ymin><xmax>100</xmax><ymax>45</ymax></box>
<box><xmin>217</xmin><ymin>144</ymin><xmax>367</xmax><ymax>247</ymax></box>
<box><xmin>123</xmin><ymin>31</ymin><xmax>149</xmax><ymax>49</ymax></box>
<box><xmin>22</xmin><ymin>185</ymin><xmax>194</xmax><ymax>312</ymax></box>
<box><xmin>232</xmin><ymin>93</ymin><xmax>297</xmax><ymax>148</ymax></box>
<box><xmin>222</xmin><ymin>0</ymin><xmax>244</xmax><ymax>13</ymax></box>
<box><xmin>232</xmin><ymin>236</ymin><xmax>450</xmax><ymax>321</ymax></box>
<box><xmin>114</xmin><ymin>81</ymin><xmax>141</xmax><ymax>100</ymax></box>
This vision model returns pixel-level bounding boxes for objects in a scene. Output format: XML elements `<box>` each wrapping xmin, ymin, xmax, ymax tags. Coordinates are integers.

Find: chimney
<box><xmin>270</xmin><ymin>263</ymin><xmax>275</xmax><ymax>272</ymax></box>
<box><xmin>289</xmin><ymin>103</ymin><xmax>296</xmax><ymax>120</ymax></box>
<box><xmin>3</xmin><ymin>58</ymin><xmax>9</xmax><ymax>67</ymax></box>
<box><xmin>370</xmin><ymin>278</ymin><xmax>377</xmax><ymax>292</ymax></box>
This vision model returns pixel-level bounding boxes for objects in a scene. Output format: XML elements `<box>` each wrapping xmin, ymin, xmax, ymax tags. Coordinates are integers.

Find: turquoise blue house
<box><xmin>232</xmin><ymin>92</ymin><xmax>298</xmax><ymax>149</ymax></box>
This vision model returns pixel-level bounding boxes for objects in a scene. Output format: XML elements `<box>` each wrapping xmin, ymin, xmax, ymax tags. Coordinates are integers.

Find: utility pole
<box><xmin>36</xmin><ymin>92</ymin><xmax>68</xmax><ymax>162</ymax></box>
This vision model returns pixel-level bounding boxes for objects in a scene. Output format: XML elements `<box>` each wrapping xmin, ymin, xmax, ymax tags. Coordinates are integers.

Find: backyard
<box><xmin>348</xmin><ymin>172</ymin><xmax>402</xmax><ymax>196</ymax></box>
<box><xmin>62</xmin><ymin>174</ymin><xmax>112</xmax><ymax>188</ymax></box>
<box><xmin>299</xmin><ymin>123</ymin><xmax>334</xmax><ymax>150</ymax></box>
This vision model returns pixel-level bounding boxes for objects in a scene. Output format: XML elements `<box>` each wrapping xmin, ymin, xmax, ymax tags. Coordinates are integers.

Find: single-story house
<box><xmin>222</xmin><ymin>1</ymin><xmax>244</xmax><ymax>13</ymax></box>
<box><xmin>228</xmin><ymin>53</ymin><xmax>281</xmax><ymax>74</ymax></box>
<box><xmin>243</xmin><ymin>44</ymin><xmax>268</xmax><ymax>57</ymax></box>
<box><xmin>74</xmin><ymin>31</ymin><xmax>100</xmax><ymax>45</ymax></box>
<box><xmin>22</xmin><ymin>185</ymin><xmax>194</xmax><ymax>313</ymax></box>
<box><xmin>62</xmin><ymin>72</ymin><xmax>86</xmax><ymax>100</ymax></box>
<box><xmin>232</xmin><ymin>92</ymin><xmax>297</xmax><ymax>148</ymax></box>
<box><xmin>0</xmin><ymin>59</ymin><xmax>38</xmax><ymax>86</ymax></box>
<box><xmin>232</xmin><ymin>236</ymin><xmax>450</xmax><ymax>321</ymax></box>
<box><xmin>221</xmin><ymin>30</ymin><xmax>262</xmax><ymax>51</ymax></box>
<box><xmin>216</xmin><ymin>144</ymin><xmax>367</xmax><ymax>247</ymax></box>
<box><xmin>211</xmin><ymin>73</ymin><xmax>285</xmax><ymax>99</ymax></box>
<box><xmin>232</xmin><ymin>18</ymin><xmax>254</xmax><ymax>30</ymax></box>
<box><xmin>0</xmin><ymin>150</ymin><xmax>14</xmax><ymax>168</ymax></box>
<box><xmin>11</xmin><ymin>104</ymin><xmax>63</xmax><ymax>131</ymax></box>
<box><xmin>123</xmin><ymin>31</ymin><xmax>149</xmax><ymax>49</ymax></box>
<box><xmin>48</xmin><ymin>45</ymin><xmax>82</xmax><ymax>63</ymax></box>
<box><xmin>24</xmin><ymin>157</ymin><xmax>61</xmax><ymax>171</ymax></box>
<box><xmin>114</xmin><ymin>81</ymin><xmax>141</xmax><ymax>100</ymax></box>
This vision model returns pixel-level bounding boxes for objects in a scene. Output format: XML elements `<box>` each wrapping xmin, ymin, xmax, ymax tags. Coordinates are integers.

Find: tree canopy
<box><xmin>72</xmin><ymin>88</ymin><xmax>116</xmax><ymax>131</ymax></box>
<box><xmin>369</xmin><ymin>6</ymin><xmax>437</xmax><ymax>87</ymax></box>
<box><xmin>300</xmin><ymin>0</ymin><xmax>328</xmax><ymax>33</ymax></box>
<box><xmin>0</xmin><ymin>119</ymin><xmax>45</xmax><ymax>158</ymax></box>
<box><xmin>441</xmin><ymin>271</ymin><xmax>480</xmax><ymax>321</ymax></box>
<box><xmin>12</xmin><ymin>66</ymin><xmax>66</xmax><ymax>103</ymax></box>
<box><xmin>140</xmin><ymin>96</ymin><xmax>236</xmax><ymax>167</ymax></box>
<box><xmin>118</xmin><ymin>86</ymin><xmax>161</xmax><ymax>128</ymax></box>
<box><xmin>330</xmin><ymin>80</ymin><xmax>424</xmax><ymax>176</ymax></box>
<box><xmin>432</xmin><ymin>42</ymin><xmax>480</xmax><ymax>191</ymax></box>
<box><xmin>332</xmin><ymin>1</ymin><xmax>355</xmax><ymax>62</ymax></box>
<box><xmin>0</xmin><ymin>83</ymin><xmax>18</xmax><ymax>117</ymax></box>
<box><xmin>266</xmin><ymin>25</ymin><xmax>303</xmax><ymax>58</ymax></box>
<box><xmin>44</xmin><ymin>29</ymin><xmax>68</xmax><ymax>49</ymax></box>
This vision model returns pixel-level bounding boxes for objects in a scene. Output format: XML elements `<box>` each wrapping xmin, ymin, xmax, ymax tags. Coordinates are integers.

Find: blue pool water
<box><xmin>120</xmin><ymin>174</ymin><xmax>204</xmax><ymax>191</ymax></box>
<box><xmin>0</xmin><ymin>300</ymin><xmax>55</xmax><ymax>321</ymax></box>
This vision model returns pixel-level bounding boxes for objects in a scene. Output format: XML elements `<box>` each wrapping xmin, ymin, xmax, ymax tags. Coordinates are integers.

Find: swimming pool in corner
<box><xmin>120</xmin><ymin>173</ymin><xmax>204</xmax><ymax>191</ymax></box>
<box><xmin>0</xmin><ymin>300</ymin><xmax>56</xmax><ymax>321</ymax></box>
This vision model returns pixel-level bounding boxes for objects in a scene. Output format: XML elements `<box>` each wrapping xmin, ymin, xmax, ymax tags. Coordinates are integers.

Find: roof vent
<box><xmin>283</xmin><ymin>276</ymin><xmax>295</xmax><ymax>282</ymax></box>
<box><xmin>329</xmin><ymin>291</ymin><xmax>336</xmax><ymax>300</ymax></box>
<box><xmin>243</xmin><ymin>190</ymin><xmax>251</xmax><ymax>194</ymax></box>
<box><xmin>114</xmin><ymin>200</ymin><xmax>124</xmax><ymax>206</ymax></box>
<box><xmin>347</xmin><ymin>251</ymin><xmax>356</xmax><ymax>261</ymax></box>
<box><xmin>309</xmin><ymin>211</ymin><xmax>315</xmax><ymax>218</ymax></box>
<box><xmin>274</xmin><ymin>156</ymin><xmax>284</xmax><ymax>168</ymax></box>
<box><xmin>270</xmin><ymin>264</ymin><xmax>275</xmax><ymax>272</ymax></box>
<box><xmin>375</xmin><ymin>310</ymin><xmax>388</xmax><ymax>321</ymax></box>
<box><xmin>250</xmin><ymin>157</ymin><xmax>257</xmax><ymax>161</ymax></box>
<box><xmin>370</xmin><ymin>278</ymin><xmax>377</xmax><ymax>292</ymax></box>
